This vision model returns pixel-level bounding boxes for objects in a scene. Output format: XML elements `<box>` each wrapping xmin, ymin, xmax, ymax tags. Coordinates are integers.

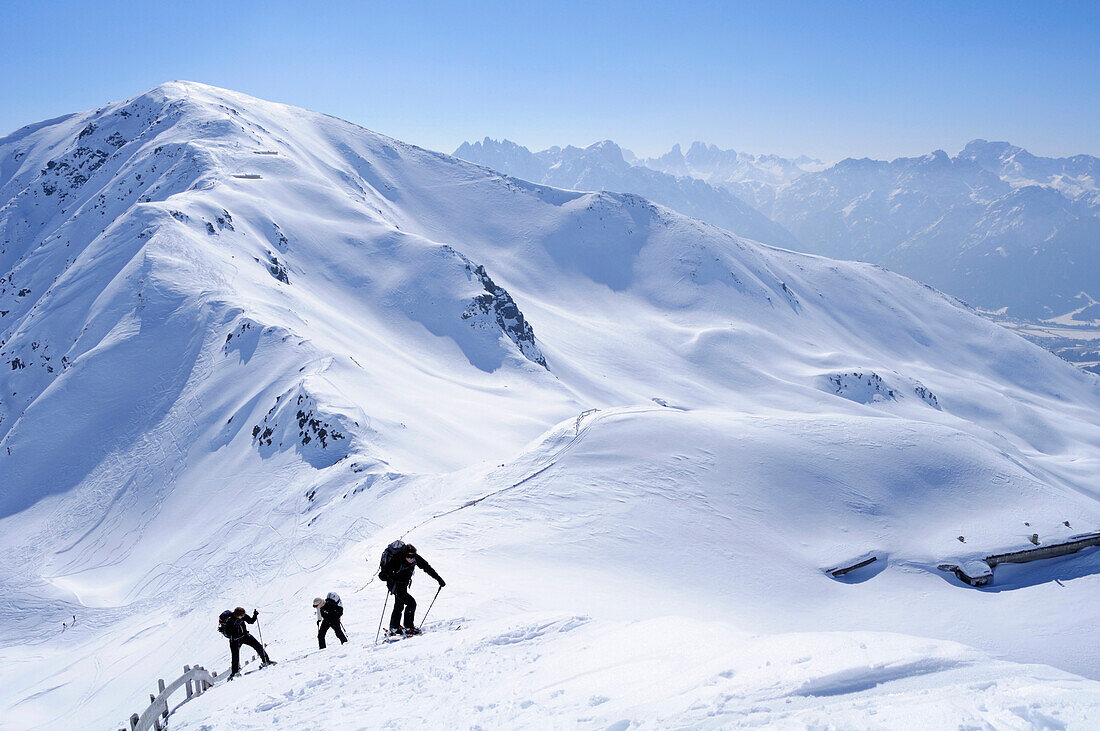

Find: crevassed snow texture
<box><xmin>1</xmin><ymin>82</ymin><xmax>1100</xmax><ymax>729</ymax></box>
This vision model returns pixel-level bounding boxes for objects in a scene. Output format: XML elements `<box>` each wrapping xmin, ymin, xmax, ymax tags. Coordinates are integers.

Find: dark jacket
<box><xmin>388</xmin><ymin>554</ymin><xmax>443</xmax><ymax>588</ymax></box>
<box><xmin>319</xmin><ymin>599</ymin><xmax>343</xmax><ymax>622</ymax></box>
<box><xmin>225</xmin><ymin>611</ymin><xmax>258</xmax><ymax>641</ymax></box>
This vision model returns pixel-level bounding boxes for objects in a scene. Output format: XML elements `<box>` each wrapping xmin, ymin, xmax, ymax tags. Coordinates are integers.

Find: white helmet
<box><xmin>312</xmin><ymin>597</ymin><xmax>323</xmax><ymax>607</ymax></box>
<box><xmin>326</xmin><ymin>592</ymin><xmax>342</xmax><ymax>605</ymax></box>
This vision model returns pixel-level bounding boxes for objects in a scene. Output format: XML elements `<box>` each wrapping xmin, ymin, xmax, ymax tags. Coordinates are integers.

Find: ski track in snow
<box><xmin>0</xmin><ymin>82</ymin><xmax>1099</xmax><ymax>728</ymax></box>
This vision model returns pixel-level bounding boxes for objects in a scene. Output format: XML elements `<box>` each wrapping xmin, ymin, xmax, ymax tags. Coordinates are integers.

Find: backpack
<box><xmin>326</xmin><ymin>591</ymin><xmax>342</xmax><ymax>606</ymax></box>
<box><xmin>378</xmin><ymin>540</ymin><xmax>405</xmax><ymax>581</ymax></box>
<box><xmin>217</xmin><ymin>610</ymin><xmax>234</xmax><ymax>638</ymax></box>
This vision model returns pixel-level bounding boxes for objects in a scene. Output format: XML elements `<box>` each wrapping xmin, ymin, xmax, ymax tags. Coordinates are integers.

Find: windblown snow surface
<box><xmin>2</xmin><ymin>82</ymin><xmax>1100</xmax><ymax>729</ymax></box>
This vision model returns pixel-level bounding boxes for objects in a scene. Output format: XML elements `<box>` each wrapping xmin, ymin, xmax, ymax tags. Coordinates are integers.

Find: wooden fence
<box><xmin>118</xmin><ymin>664</ymin><xmax>217</xmax><ymax>731</ymax></box>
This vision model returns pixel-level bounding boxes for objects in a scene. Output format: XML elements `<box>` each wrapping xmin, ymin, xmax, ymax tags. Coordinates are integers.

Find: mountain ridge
<box><xmin>3</xmin><ymin>83</ymin><xmax>1100</xmax><ymax>728</ymax></box>
<box><xmin>453</xmin><ymin>136</ymin><xmax>801</xmax><ymax>249</ymax></box>
<box><xmin>459</xmin><ymin>135</ymin><xmax>1100</xmax><ymax>320</ymax></box>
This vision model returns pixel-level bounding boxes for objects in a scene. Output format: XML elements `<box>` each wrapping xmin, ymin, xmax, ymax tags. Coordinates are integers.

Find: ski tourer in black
<box><xmin>316</xmin><ymin>593</ymin><xmax>347</xmax><ymax>649</ymax></box>
<box><xmin>222</xmin><ymin>608</ymin><xmax>272</xmax><ymax>676</ymax></box>
<box><xmin>384</xmin><ymin>544</ymin><xmax>444</xmax><ymax>633</ymax></box>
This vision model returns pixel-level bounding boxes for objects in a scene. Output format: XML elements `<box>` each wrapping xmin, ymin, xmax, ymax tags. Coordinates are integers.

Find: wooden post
<box><xmin>130</xmin><ymin>713</ymin><xmax>140</xmax><ymax>730</ymax></box>
<box><xmin>154</xmin><ymin>716</ymin><xmax>162</xmax><ymax>731</ymax></box>
<box><xmin>185</xmin><ymin>665</ymin><xmax>193</xmax><ymax>698</ymax></box>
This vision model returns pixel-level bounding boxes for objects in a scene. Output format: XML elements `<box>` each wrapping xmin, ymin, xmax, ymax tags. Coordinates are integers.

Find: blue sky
<box><xmin>2</xmin><ymin>1</ymin><xmax>1097</xmax><ymax>161</ymax></box>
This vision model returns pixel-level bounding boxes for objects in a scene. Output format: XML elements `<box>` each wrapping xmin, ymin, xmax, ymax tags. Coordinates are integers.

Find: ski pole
<box><xmin>254</xmin><ymin>612</ymin><xmax>264</xmax><ymax>643</ymax></box>
<box><xmin>417</xmin><ymin>586</ymin><xmax>442</xmax><ymax>631</ymax></box>
<box><xmin>375</xmin><ymin>591</ymin><xmax>390</xmax><ymax>644</ymax></box>
<box><xmin>253</xmin><ymin>613</ymin><xmax>264</xmax><ymax>663</ymax></box>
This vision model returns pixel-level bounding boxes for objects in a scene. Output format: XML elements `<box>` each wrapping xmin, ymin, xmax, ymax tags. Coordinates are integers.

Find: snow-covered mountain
<box><xmin>642</xmin><ymin>140</ymin><xmax>826</xmax><ymax>213</ymax></box>
<box><xmin>462</xmin><ymin>137</ymin><xmax>1100</xmax><ymax>321</ymax></box>
<box><xmin>4</xmin><ymin>83</ymin><xmax>1100</xmax><ymax>729</ymax></box>
<box><xmin>959</xmin><ymin>139</ymin><xmax>1100</xmax><ymax>200</ymax></box>
<box><xmin>768</xmin><ymin>145</ymin><xmax>1100</xmax><ymax>319</ymax></box>
<box><xmin>453</xmin><ymin>137</ymin><xmax>800</xmax><ymax>249</ymax></box>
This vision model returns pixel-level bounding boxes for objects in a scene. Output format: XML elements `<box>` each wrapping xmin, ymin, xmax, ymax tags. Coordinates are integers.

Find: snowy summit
<box><xmin>2</xmin><ymin>82</ymin><xmax>1100</xmax><ymax>729</ymax></box>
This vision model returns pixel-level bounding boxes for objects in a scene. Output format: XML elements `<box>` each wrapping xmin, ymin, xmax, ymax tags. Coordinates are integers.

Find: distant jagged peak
<box><xmin>643</xmin><ymin>141</ymin><xmax>823</xmax><ymax>187</ymax></box>
<box><xmin>955</xmin><ymin>139</ymin><xmax>1100</xmax><ymax>195</ymax></box>
<box><xmin>587</xmin><ymin>139</ymin><xmax>622</xmax><ymax>152</ymax></box>
<box><xmin>960</xmin><ymin>138</ymin><xmax>1026</xmax><ymax>160</ymax></box>
<box><xmin>455</xmin><ymin>137</ymin><xmax>532</xmax><ymax>155</ymax></box>
<box><xmin>920</xmin><ymin>149</ymin><xmax>951</xmax><ymax>164</ymax></box>
<box><xmin>686</xmin><ymin>140</ymin><xmax>724</xmax><ymax>158</ymax></box>
<box><xmin>563</xmin><ymin>139</ymin><xmax>628</xmax><ymax>167</ymax></box>
<box><xmin>832</xmin><ymin>156</ymin><xmax>886</xmax><ymax>172</ymax></box>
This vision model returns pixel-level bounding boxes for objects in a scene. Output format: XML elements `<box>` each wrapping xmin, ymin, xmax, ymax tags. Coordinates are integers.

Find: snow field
<box><xmin>171</xmin><ymin>614</ymin><xmax>1100</xmax><ymax>730</ymax></box>
<box><xmin>1</xmin><ymin>82</ymin><xmax>1100</xmax><ymax>728</ymax></box>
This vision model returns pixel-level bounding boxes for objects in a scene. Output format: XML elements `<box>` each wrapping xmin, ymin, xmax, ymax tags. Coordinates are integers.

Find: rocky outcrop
<box><xmin>819</xmin><ymin>370</ymin><xmax>940</xmax><ymax>408</ymax></box>
<box><xmin>461</xmin><ymin>260</ymin><xmax>546</xmax><ymax>369</ymax></box>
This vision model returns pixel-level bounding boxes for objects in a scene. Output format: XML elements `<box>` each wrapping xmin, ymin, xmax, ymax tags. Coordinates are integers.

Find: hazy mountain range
<box><xmin>453</xmin><ymin>138</ymin><xmax>799</xmax><ymax>249</ymax></box>
<box><xmin>457</xmin><ymin>138</ymin><xmax>1100</xmax><ymax>323</ymax></box>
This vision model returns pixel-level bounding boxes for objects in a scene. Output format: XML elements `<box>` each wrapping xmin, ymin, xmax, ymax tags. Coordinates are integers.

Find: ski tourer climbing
<box><xmin>218</xmin><ymin>606</ymin><xmax>274</xmax><ymax>677</ymax></box>
<box><xmin>315</xmin><ymin>592</ymin><xmax>347</xmax><ymax>649</ymax></box>
<box><xmin>379</xmin><ymin>542</ymin><xmax>444</xmax><ymax>636</ymax></box>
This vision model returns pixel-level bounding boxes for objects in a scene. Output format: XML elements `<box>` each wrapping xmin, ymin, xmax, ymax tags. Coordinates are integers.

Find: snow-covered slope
<box><xmin>3</xmin><ymin>83</ymin><xmax>1100</xmax><ymax>729</ymax></box>
<box><xmin>453</xmin><ymin>137</ymin><xmax>801</xmax><ymax>249</ymax></box>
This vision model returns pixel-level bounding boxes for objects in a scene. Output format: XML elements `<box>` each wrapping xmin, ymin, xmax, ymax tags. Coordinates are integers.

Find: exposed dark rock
<box><xmin>461</xmin><ymin>261</ymin><xmax>546</xmax><ymax>368</ymax></box>
<box><xmin>821</xmin><ymin>370</ymin><xmax>940</xmax><ymax>409</ymax></box>
<box><xmin>913</xmin><ymin>383</ymin><xmax>940</xmax><ymax>408</ymax></box>
<box><xmin>266</xmin><ymin>252</ymin><xmax>290</xmax><ymax>284</ymax></box>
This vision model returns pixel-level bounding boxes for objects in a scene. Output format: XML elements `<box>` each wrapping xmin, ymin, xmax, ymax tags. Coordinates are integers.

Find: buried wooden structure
<box><xmin>940</xmin><ymin>530</ymin><xmax>1100</xmax><ymax>587</ymax></box>
<box><xmin>120</xmin><ymin>664</ymin><xmax>217</xmax><ymax>731</ymax></box>
<box><xmin>827</xmin><ymin>555</ymin><xmax>878</xmax><ymax>577</ymax></box>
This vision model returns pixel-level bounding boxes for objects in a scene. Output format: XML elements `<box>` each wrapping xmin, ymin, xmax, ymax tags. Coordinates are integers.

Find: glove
<box><xmin>253</xmin><ymin>609</ymin><xmax>259</xmax><ymax>619</ymax></box>
<box><xmin>316</xmin><ymin>620</ymin><xmax>321</xmax><ymax>627</ymax></box>
<box><xmin>438</xmin><ymin>579</ymin><xmax>446</xmax><ymax>588</ymax></box>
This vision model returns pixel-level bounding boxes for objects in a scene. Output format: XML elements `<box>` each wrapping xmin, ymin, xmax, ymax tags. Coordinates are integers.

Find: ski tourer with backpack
<box><xmin>315</xmin><ymin>592</ymin><xmax>348</xmax><ymax>649</ymax></box>
<box><xmin>218</xmin><ymin>607</ymin><xmax>275</xmax><ymax>678</ymax></box>
<box><xmin>376</xmin><ymin>541</ymin><xmax>445</xmax><ymax>639</ymax></box>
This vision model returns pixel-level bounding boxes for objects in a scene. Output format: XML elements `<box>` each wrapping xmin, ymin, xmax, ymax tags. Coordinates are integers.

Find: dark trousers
<box><xmin>230</xmin><ymin>633</ymin><xmax>268</xmax><ymax>674</ymax></box>
<box><xmin>318</xmin><ymin>618</ymin><xmax>347</xmax><ymax>648</ymax></box>
<box><xmin>389</xmin><ymin>581</ymin><xmax>416</xmax><ymax>629</ymax></box>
